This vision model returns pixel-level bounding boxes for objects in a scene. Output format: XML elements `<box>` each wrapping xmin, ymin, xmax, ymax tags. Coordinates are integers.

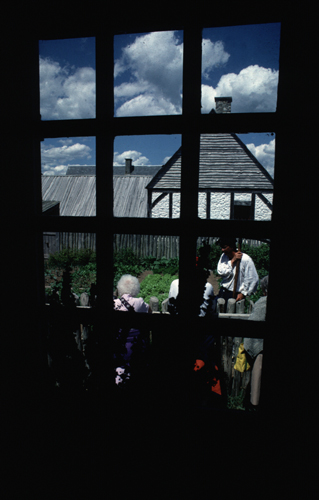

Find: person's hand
<box><xmin>236</xmin><ymin>292</ymin><xmax>245</xmax><ymax>302</ymax></box>
<box><xmin>231</xmin><ymin>251</ymin><xmax>243</xmax><ymax>266</ymax></box>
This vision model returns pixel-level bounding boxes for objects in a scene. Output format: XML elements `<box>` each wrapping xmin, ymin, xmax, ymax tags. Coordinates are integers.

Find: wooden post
<box><xmin>236</xmin><ymin>298</ymin><xmax>245</xmax><ymax>314</ymax></box>
<box><xmin>161</xmin><ymin>298</ymin><xmax>169</xmax><ymax>313</ymax></box>
<box><xmin>149</xmin><ymin>296</ymin><xmax>159</xmax><ymax>313</ymax></box>
<box><xmin>227</xmin><ymin>298</ymin><xmax>236</xmax><ymax>313</ymax></box>
<box><xmin>217</xmin><ymin>298</ymin><xmax>225</xmax><ymax>313</ymax></box>
<box><xmin>232</xmin><ymin>239</ymin><xmax>242</xmax><ymax>298</ymax></box>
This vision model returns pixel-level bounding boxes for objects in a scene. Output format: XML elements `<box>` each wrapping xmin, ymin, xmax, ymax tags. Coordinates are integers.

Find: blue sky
<box><xmin>39</xmin><ymin>23</ymin><xmax>280</xmax><ymax>176</ymax></box>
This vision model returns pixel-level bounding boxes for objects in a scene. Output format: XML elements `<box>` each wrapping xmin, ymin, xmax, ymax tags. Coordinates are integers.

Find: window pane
<box><xmin>197</xmin><ymin>132</ymin><xmax>275</xmax><ymax>221</ymax></box>
<box><xmin>39</xmin><ymin>38</ymin><xmax>96</xmax><ymax>120</ymax></box>
<box><xmin>41</xmin><ymin>137</ymin><xmax>96</xmax><ymax>216</ymax></box>
<box><xmin>113</xmin><ymin>233</ymin><xmax>179</xmax><ymax>309</ymax></box>
<box><xmin>44</xmin><ymin>233</ymin><xmax>97</xmax><ymax>391</ymax></box>
<box><xmin>189</xmin><ymin>236</ymin><xmax>268</xmax><ymax>410</ymax></box>
<box><xmin>201</xmin><ymin>24</ymin><xmax>281</xmax><ymax>113</ymax></box>
<box><xmin>195</xmin><ymin>236</ymin><xmax>270</xmax><ymax>316</ymax></box>
<box><xmin>113</xmin><ymin>135</ymin><xmax>181</xmax><ymax>218</ymax></box>
<box><xmin>114</xmin><ymin>31</ymin><xmax>183</xmax><ymax>117</ymax></box>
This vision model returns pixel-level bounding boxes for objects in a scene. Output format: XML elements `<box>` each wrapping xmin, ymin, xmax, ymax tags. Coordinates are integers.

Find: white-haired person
<box><xmin>113</xmin><ymin>274</ymin><xmax>150</xmax><ymax>386</ymax></box>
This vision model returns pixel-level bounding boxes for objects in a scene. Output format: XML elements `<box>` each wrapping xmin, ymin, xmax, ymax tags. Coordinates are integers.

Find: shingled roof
<box><xmin>146</xmin><ymin>133</ymin><xmax>274</xmax><ymax>193</ymax></box>
<box><xmin>42</xmin><ymin>166</ymin><xmax>161</xmax><ymax>217</ymax></box>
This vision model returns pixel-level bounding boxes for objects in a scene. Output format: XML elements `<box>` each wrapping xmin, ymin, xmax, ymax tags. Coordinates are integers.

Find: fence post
<box><xmin>236</xmin><ymin>299</ymin><xmax>245</xmax><ymax>314</ymax></box>
<box><xmin>161</xmin><ymin>298</ymin><xmax>169</xmax><ymax>313</ymax></box>
<box><xmin>149</xmin><ymin>296</ymin><xmax>159</xmax><ymax>313</ymax></box>
<box><xmin>227</xmin><ymin>298</ymin><xmax>236</xmax><ymax>313</ymax></box>
<box><xmin>217</xmin><ymin>298</ymin><xmax>225</xmax><ymax>313</ymax></box>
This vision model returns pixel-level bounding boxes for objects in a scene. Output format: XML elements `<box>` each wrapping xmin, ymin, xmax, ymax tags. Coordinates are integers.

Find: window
<box><xmin>38</xmin><ymin>19</ymin><xmax>280</xmax><ymax>411</ymax></box>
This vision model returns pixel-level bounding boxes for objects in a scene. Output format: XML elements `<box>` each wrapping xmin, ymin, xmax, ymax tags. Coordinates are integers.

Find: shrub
<box><xmin>47</xmin><ymin>248</ymin><xmax>96</xmax><ymax>269</ymax></box>
<box><xmin>138</xmin><ymin>273</ymin><xmax>177</xmax><ymax>311</ymax></box>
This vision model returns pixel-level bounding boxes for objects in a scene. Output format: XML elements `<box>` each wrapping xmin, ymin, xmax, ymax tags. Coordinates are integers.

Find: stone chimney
<box><xmin>215</xmin><ymin>96</ymin><xmax>232</xmax><ymax>114</ymax></box>
<box><xmin>125</xmin><ymin>158</ymin><xmax>133</xmax><ymax>174</ymax></box>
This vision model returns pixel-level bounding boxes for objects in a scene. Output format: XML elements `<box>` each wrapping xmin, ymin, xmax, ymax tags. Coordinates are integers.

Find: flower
<box><xmin>116</xmin><ymin>367</ymin><xmax>125</xmax><ymax>375</ymax></box>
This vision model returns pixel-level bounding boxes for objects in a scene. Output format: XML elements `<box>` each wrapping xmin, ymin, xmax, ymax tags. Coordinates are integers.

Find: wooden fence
<box><xmin>44</xmin><ymin>232</ymin><xmax>266</xmax><ymax>260</ymax></box>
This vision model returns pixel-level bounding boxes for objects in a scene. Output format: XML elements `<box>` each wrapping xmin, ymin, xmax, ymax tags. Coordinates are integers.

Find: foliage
<box><xmin>150</xmin><ymin>256</ymin><xmax>179</xmax><ymax>275</ymax></box>
<box><xmin>113</xmin><ymin>249</ymin><xmax>179</xmax><ymax>290</ymax></box>
<box><xmin>227</xmin><ymin>390</ymin><xmax>246</xmax><ymax>411</ymax></box>
<box><xmin>138</xmin><ymin>273</ymin><xmax>177</xmax><ymax>311</ymax></box>
<box><xmin>113</xmin><ymin>248</ymin><xmax>145</xmax><ymax>290</ymax></box>
<box><xmin>47</xmin><ymin>248</ymin><xmax>96</xmax><ymax>269</ymax></box>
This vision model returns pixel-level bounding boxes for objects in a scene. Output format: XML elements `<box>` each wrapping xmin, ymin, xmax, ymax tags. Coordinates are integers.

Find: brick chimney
<box><xmin>125</xmin><ymin>158</ymin><xmax>133</xmax><ymax>174</ymax></box>
<box><xmin>215</xmin><ymin>96</ymin><xmax>232</xmax><ymax>114</ymax></box>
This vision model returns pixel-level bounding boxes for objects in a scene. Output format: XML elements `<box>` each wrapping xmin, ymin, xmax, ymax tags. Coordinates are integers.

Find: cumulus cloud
<box><xmin>113</xmin><ymin>150</ymin><xmax>150</xmax><ymax>166</ymax></box>
<box><xmin>115</xmin><ymin>31</ymin><xmax>183</xmax><ymax>116</ymax></box>
<box><xmin>246</xmin><ymin>138</ymin><xmax>275</xmax><ymax>177</ymax></box>
<box><xmin>202</xmin><ymin>65</ymin><xmax>279</xmax><ymax>113</ymax></box>
<box><xmin>40</xmin><ymin>57</ymin><xmax>95</xmax><ymax>120</ymax></box>
<box><xmin>41</xmin><ymin>140</ymin><xmax>92</xmax><ymax>174</ymax></box>
<box><xmin>114</xmin><ymin>32</ymin><xmax>232</xmax><ymax>117</ymax></box>
<box><xmin>202</xmin><ymin>39</ymin><xmax>230</xmax><ymax>79</ymax></box>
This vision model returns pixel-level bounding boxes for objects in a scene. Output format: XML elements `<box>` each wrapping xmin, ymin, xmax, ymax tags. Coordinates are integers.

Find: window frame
<box><xmin>38</xmin><ymin>19</ymin><xmax>281</xmax><ymax>385</ymax></box>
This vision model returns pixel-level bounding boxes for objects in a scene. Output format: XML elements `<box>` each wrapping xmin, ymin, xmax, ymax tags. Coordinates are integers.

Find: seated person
<box><xmin>113</xmin><ymin>274</ymin><xmax>149</xmax><ymax>386</ymax></box>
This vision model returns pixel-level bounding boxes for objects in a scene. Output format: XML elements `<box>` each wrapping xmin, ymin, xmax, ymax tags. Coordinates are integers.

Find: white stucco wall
<box><xmin>152</xmin><ymin>192</ymin><xmax>273</xmax><ymax>220</ymax></box>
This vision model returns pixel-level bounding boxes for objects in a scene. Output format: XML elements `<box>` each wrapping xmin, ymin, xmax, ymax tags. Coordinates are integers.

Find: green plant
<box><xmin>138</xmin><ymin>273</ymin><xmax>177</xmax><ymax>311</ymax></box>
<box><xmin>151</xmin><ymin>256</ymin><xmax>179</xmax><ymax>275</ymax></box>
<box><xmin>227</xmin><ymin>390</ymin><xmax>246</xmax><ymax>411</ymax></box>
<box><xmin>47</xmin><ymin>248</ymin><xmax>96</xmax><ymax>269</ymax></box>
<box><xmin>113</xmin><ymin>248</ymin><xmax>145</xmax><ymax>290</ymax></box>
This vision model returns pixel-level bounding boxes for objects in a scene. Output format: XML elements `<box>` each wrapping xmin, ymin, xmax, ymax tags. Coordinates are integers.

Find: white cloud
<box><xmin>41</xmin><ymin>141</ymin><xmax>92</xmax><ymax>174</ymax></box>
<box><xmin>113</xmin><ymin>150</ymin><xmax>150</xmax><ymax>166</ymax></box>
<box><xmin>246</xmin><ymin>138</ymin><xmax>275</xmax><ymax>177</ymax></box>
<box><xmin>114</xmin><ymin>31</ymin><xmax>183</xmax><ymax>116</ymax></box>
<box><xmin>202</xmin><ymin>65</ymin><xmax>279</xmax><ymax>113</ymax></box>
<box><xmin>40</xmin><ymin>57</ymin><xmax>95</xmax><ymax>120</ymax></box>
<box><xmin>116</xmin><ymin>94</ymin><xmax>181</xmax><ymax>117</ymax></box>
<box><xmin>202</xmin><ymin>39</ymin><xmax>230</xmax><ymax>79</ymax></box>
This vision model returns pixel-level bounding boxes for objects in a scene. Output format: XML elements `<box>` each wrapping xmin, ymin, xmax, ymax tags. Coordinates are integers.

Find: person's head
<box><xmin>117</xmin><ymin>274</ymin><xmax>140</xmax><ymax>297</ymax></box>
<box><xmin>218</xmin><ymin>237</ymin><xmax>237</xmax><ymax>257</ymax></box>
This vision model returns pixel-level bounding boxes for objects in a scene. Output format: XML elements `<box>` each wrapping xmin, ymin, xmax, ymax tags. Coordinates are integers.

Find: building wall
<box><xmin>152</xmin><ymin>192</ymin><xmax>273</xmax><ymax>220</ymax></box>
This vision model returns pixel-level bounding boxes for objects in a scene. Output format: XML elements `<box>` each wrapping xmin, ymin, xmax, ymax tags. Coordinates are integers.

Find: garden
<box><xmin>44</xmin><ymin>243</ymin><xmax>270</xmax><ymax>408</ymax></box>
<box><xmin>44</xmin><ymin>242</ymin><xmax>270</xmax><ymax>308</ymax></box>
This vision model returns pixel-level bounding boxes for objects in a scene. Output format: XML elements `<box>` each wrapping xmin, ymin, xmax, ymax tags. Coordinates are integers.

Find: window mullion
<box><xmin>95</xmin><ymin>32</ymin><xmax>114</xmax><ymax>324</ymax></box>
<box><xmin>179</xmin><ymin>26</ymin><xmax>202</xmax><ymax>317</ymax></box>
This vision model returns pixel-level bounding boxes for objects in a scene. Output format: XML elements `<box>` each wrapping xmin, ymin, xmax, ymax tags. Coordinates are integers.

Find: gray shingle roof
<box><xmin>42</xmin><ymin>175</ymin><xmax>96</xmax><ymax>216</ymax></box>
<box><xmin>42</xmin><ymin>171</ymin><xmax>158</xmax><ymax>217</ymax></box>
<box><xmin>147</xmin><ymin>133</ymin><xmax>274</xmax><ymax>193</ymax></box>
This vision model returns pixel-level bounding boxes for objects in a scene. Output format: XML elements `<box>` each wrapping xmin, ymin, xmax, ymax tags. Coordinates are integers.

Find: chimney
<box><xmin>215</xmin><ymin>96</ymin><xmax>232</xmax><ymax>114</ymax></box>
<box><xmin>125</xmin><ymin>158</ymin><xmax>133</xmax><ymax>175</ymax></box>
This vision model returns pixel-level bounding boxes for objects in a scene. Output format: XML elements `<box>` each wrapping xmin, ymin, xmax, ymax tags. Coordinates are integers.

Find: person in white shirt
<box><xmin>168</xmin><ymin>278</ymin><xmax>215</xmax><ymax>317</ymax></box>
<box><xmin>216</xmin><ymin>237</ymin><xmax>259</xmax><ymax>308</ymax></box>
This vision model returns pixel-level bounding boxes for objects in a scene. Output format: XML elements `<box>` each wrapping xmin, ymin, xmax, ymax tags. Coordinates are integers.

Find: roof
<box><xmin>66</xmin><ymin>166</ymin><xmax>96</xmax><ymax>175</ymax></box>
<box><xmin>113</xmin><ymin>176</ymin><xmax>153</xmax><ymax>217</ymax></box>
<box><xmin>42</xmin><ymin>200</ymin><xmax>60</xmax><ymax>213</ymax></box>
<box><xmin>42</xmin><ymin>169</ymin><xmax>159</xmax><ymax>217</ymax></box>
<box><xmin>147</xmin><ymin>133</ymin><xmax>274</xmax><ymax>193</ymax></box>
<box><xmin>66</xmin><ymin>165</ymin><xmax>161</xmax><ymax>176</ymax></box>
<box><xmin>42</xmin><ymin>175</ymin><xmax>96</xmax><ymax>216</ymax></box>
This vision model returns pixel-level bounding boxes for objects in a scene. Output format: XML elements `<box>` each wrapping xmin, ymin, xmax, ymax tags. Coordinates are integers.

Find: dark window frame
<box><xmin>39</xmin><ymin>20</ymin><xmax>281</xmax><ymax>355</ymax></box>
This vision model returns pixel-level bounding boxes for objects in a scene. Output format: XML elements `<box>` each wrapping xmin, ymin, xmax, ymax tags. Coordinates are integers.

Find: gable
<box><xmin>147</xmin><ymin>133</ymin><xmax>274</xmax><ymax>193</ymax></box>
